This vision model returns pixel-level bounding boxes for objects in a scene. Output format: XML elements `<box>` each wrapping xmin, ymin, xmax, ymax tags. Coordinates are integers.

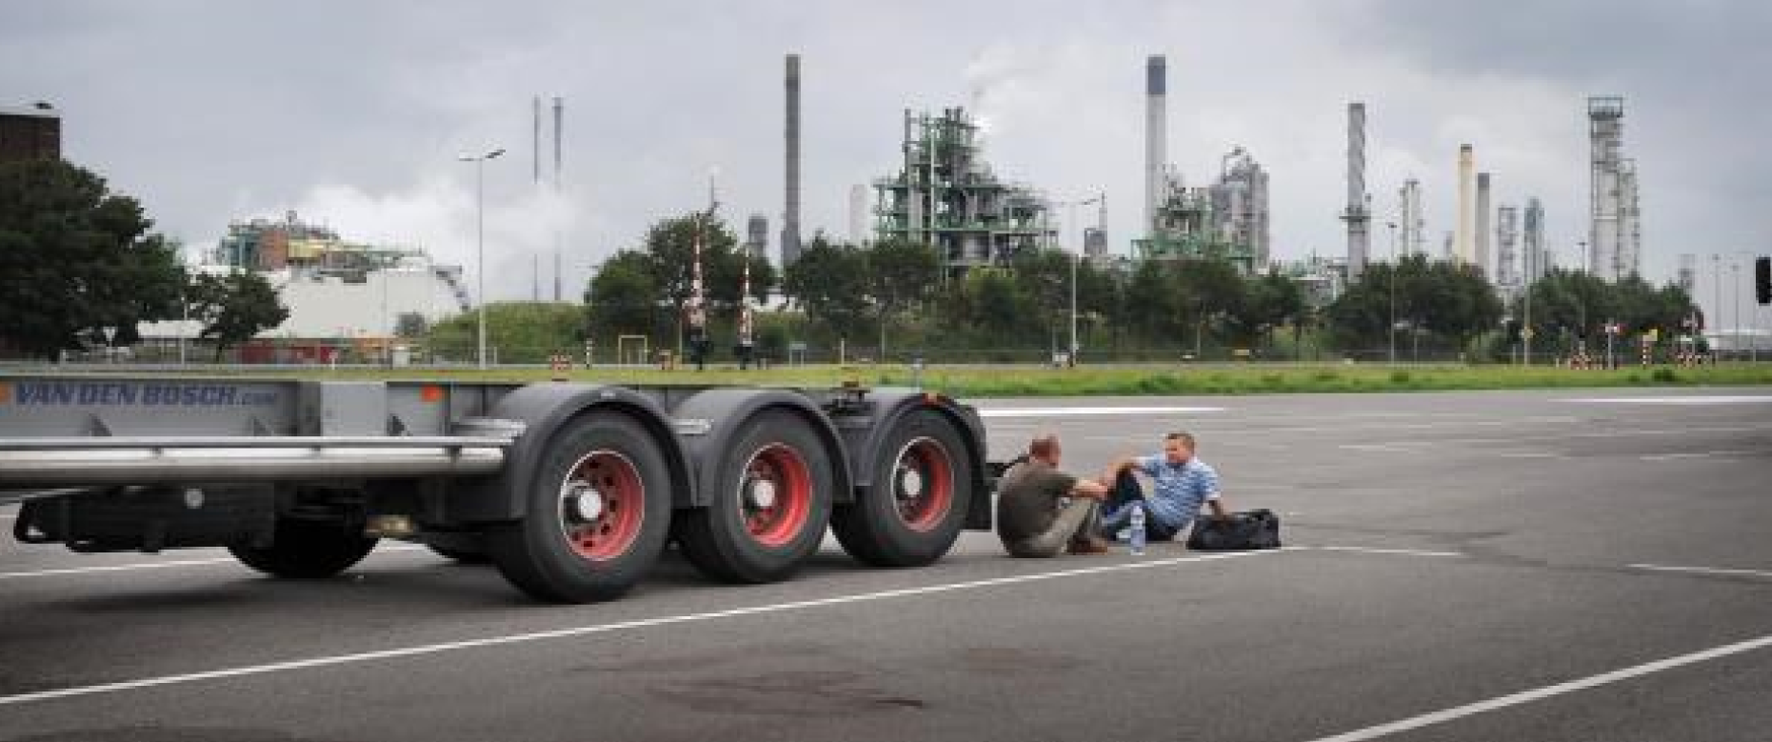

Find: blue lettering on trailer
<box><xmin>4</xmin><ymin>382</ymin><xmax>266</xmax><ymax>407</ymax></box>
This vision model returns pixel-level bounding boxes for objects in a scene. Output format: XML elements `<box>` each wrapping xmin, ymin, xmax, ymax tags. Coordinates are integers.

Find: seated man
<box><xmin>1102</xmin><ymin>431</ymin><xmax>1230</xmax><ymax>542</ymax></box>
<box><xmin>995</xmin><ymin>433</ymin><xmax>1113</xmax><ymax>557</ymax></box>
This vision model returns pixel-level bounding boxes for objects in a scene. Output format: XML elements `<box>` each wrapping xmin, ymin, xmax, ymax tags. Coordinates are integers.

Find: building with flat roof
<box><xmin>0</xmin><ymin>103</ymin><xmax>61</xmax><ymax>163</ymax></box>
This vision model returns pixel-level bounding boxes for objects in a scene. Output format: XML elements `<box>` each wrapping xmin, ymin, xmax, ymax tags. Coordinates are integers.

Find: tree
<box><xmin>188</xmin><ymin>271</ymin><xmax>288</xmax><ymax>360</ymax></box>
<box><xmin>1124</xmin><ymin>260</ymin><xmax>1182</xmax><ymax>342</ymax></box>
<box><xmin>394</xmin><ymin>312</ymin><xmax>429</xmax><ymax>338</ymax></box>
<box><xmin>863</xmin><ymin>238</ymin><xmax>940</xmax><ymax>359</ymax></box>
<box><xmin>783</xmin><ymin>237</ymin><xmax>870</xmax><ymax>342</ymax></box>
<box><xmin>1326</xmin><ymin>261</ymin><xmax>1395</xmax><ymax>352</ymax></box>
<box><xmin>0</xmin><ymin>159</ymin><xmax>187</xmax><ymax>358</ymax></box>
<box><xmin>586</xmin><ymin>250</ymin><xmax>660</xmax><ymax>339</ymax></box>
<box><xmin>630</xmin><ymin>212</ymin><xmax>772</xmax><ymax>355</ymax></box>
<box><xmin>1008</xmin><ymin>248</ymin><xmax>1074</xmax><ymax>354</ymax></box>
<box><xmin>1241</xmin><ymin>270</ymin><xmax>1305</xmax><ymax>352</ymax></box>
<box><xmin>1174</xmin><ymin>259</ymin><xmax>1246</xmax><ymax>355</ymax></box>
<box><xmin>428</xmin><ymin>302</ymin><xmax>585</xmax><ymax>364</ymax></box>
<box><xmin>960</xmin><ymin>269</ymin><xmax>1033</xmax><ymax>343</ymax></box>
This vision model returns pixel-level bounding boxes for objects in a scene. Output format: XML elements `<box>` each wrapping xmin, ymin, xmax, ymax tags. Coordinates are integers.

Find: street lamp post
<box><xmin>1387</xmin><ymin>221</ymin><xmax>1398</xmax><ymax>365</ymax></box>
<box><xmin>1058</xmin><ymin>193</ymin><xmax>1102</xmax><ymax>366</ymax></box>
<box><xmin>1713</xmin><ymin>253</ymin><xmax>1723</xmax><ymax>360</ymax></box>
<box><xmin>459</xmin><ymin>147</ymin><xmax>505</xmax><ymax>369</ymax></box>
<box><xmin>1733</xmin><ymin>260</ymin><xmax>1742</xmax><ymax>363</ymax></box>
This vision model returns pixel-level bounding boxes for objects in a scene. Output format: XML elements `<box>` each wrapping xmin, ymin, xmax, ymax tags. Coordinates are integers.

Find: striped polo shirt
<box><xmin>1134</xmin><ymin>455</ymin><xmax>1222</xmax><ymax>530</ymax></box>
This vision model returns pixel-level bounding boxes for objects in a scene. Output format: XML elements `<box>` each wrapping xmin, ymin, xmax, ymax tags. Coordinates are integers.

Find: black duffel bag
<box><xmin>1185</xmin><ymin>509</ymin><xmax>1282</xmax><ymax>551</ymax></box>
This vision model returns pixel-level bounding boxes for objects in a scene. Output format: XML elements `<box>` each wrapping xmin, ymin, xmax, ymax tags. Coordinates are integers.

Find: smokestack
<box><xmin>1475</xmin><ymin>172</ymin><xmax>1492</xmax><ymax>279</ymax></box>
<box><xmin>782</xmin><ymin>53</ymin><xmax>802</xmax><ymax>267</ymax></box>
<box><xmin>1145</xmin><ymin>55</ymin><xmax>1166</xmax><ymax>234</ymax></box>
<box><xmin>1343</xmin><ymin>102</ymin><xmax>1371</xmax><ymax>281</ymax></box>
<box><xmin>532</xmin><ymin>96</ymin><xmax>541</xmax><ymax>185</ymax></box>
<box><xmin>552</xmin><ymin>97</ymin><xmax>563</xmax><ymax>190</ymax></box>
<box><xmin>1455</xmin><ymin>144</ymin><xmax>1475</xmax><ymax>265</ymax></box>
<box><xmin>551</xmin><ymin>96</ymin><xmax>564</xmax><ymax>300</ymax></box>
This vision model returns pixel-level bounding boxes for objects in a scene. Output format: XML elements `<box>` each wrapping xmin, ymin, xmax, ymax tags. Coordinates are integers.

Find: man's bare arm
<box><xmin>1071</xmin><ymin>478</ymin><xmax>1110</xmax><ymax>501</ymax></box>
<box><xmin>1206</xmin><ymin>497</ymin><xmax>1230</xmax><ymax>520</ymax></box>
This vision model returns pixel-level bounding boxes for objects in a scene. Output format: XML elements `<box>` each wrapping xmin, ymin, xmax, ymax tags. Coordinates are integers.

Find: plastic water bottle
<box><xmin>1129</xmin><ymin>503</ymin><xmax>1147</xmax><ymax>556</ymax></box>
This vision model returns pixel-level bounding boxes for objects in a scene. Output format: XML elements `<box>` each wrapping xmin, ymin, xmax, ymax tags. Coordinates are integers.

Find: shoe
<box><xmin>1067</xmin><ymin>537</ymin><xmax>1111</xmax><ymax>555</ymax></box>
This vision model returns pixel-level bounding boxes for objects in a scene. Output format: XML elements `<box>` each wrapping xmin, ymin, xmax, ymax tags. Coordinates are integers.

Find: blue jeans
<box><xmin>1098</xmin><ymin>470</ymin><xmax>1183</xmax><ymax>540</ymax></box>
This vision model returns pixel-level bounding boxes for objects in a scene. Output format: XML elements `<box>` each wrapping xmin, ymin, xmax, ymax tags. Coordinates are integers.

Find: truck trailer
<box><xmin>0</xmin><ymin>375</ymin><xmax>992</xmax><ymax>603</ymax></box>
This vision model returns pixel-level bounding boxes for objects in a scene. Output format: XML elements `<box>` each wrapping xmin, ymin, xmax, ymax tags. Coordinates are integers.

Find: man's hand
<box><xmin>1207</xmin><ymin>497</ymin><xmax>1231</xmax><ymax>521</ymax></box>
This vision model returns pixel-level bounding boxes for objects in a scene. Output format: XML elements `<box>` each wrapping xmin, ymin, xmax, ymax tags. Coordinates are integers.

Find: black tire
<box><xmin>485</xmin><ymin>411</ymin><xmax>673</xmax><ymax>603</ymax></box>
<box><xmin>674</xmin><ymin>410</ymin><xmax>834</xmax><ymax>584</ymax></box>
<box><xmin>229</xmin><ymin>517</ymin><xmax>379</xmax><ymax>579</ymax></box>
<box><xmin>832</xmin><ymin>409</ymin><xmax>973</xmax><ymax>567</ymax></box>
<box><xmin>423</xmin><ymin>532</ymin><xmax>491</xmax><ymax>564</ymax></box>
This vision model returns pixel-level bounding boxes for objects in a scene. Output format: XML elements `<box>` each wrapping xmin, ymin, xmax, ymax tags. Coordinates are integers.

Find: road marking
<box><xmin>0</xmin><ymin>548</ymin><xmax>1299</xmax><ymax>707</ymax></box>
<box><xmin>1314</xmin><ymin>545</ymin><xmax>1467</xmax><ymax>559</ymax></box>
<box><xmin>0</xmin><ymin>557</ymin><xmax>240</xmax><ymax>580</ymax></box>
<box><xmin>1629</xmin><ymin>563</ymin><xmax>1772</xmax><ymax>579</ymax></box>
<box><xmin>0</xmin><ymin>545</ymin><xmax>427</xmax><ymax>581</ymax></box>
<box><xmin>1495</xmin><ymin>451</ymin><xmax>1569</xmax><ymax>459</ymax></box>
<box><xmin>1560</xmin><ymin>395</ymin><xmax>1772</xmax><ymax>405</ymax></box>
<box><xmin>1303</xmin><ymin>633</ymin><xmax>1772</xmax><ymax>742</ymax></box>
<box><xmin>977</xmin><ymin>406</ymin><xmax>1226</xmax><ymax>418</ymax></box>
<box><xmin>1639</xmin><ymin>450</ymin><xmax>1757</xmax><ymax>461</ymax></box>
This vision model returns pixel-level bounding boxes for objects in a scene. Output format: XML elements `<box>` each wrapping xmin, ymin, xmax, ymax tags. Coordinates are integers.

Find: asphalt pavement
<box><xmin>2</xmin><ymin>387</ymin><xmax>1770</xmax><ymax>742</ymax></box>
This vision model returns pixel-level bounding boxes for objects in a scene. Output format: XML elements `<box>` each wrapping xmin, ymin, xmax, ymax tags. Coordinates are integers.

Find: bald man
<box><xmin>995</xmin><ymin>433</ymin><xmax>1113</xmax><ymax>557</ymax></box>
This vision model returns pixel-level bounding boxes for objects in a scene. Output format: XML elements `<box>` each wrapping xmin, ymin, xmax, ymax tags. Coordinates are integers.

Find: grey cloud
<box><xmin>1</xmin><ymin>1</ymin><xmax>1763</xmax><ymax>322</ymax></box>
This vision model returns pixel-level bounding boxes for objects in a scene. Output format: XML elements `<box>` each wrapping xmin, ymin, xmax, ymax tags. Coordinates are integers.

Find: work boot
<box><xmin>1066</xmin><ymin>536</ymin><xmax>1110</xmax><ymax>555</ymax></box>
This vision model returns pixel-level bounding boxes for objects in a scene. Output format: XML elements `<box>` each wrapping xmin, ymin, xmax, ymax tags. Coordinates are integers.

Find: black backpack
<box><xmin>1185</xmin><ymin>509</ymin><xmax>1282</xmax><ymax>551</ymax></box>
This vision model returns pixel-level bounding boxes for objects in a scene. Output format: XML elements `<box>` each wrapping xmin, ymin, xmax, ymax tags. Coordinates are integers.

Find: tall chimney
<box><xmin>782</xmin><ymin>53</ymin><xmax>802</xmax><ymax>267</ymax></box>
<box><xmin>1145</xmin><ymin>55</ymin><xmax>1166</xmax><ymax>234</ymax></box>
<box><xmin>552</xmin><ymin>97</ymin><xmax>563</xmax><ymax>190</ymax></box>
<box><xmin>552</xmin><ymin>96</ymin><xmax>564</xmax><ymax>300</ymax></box>
<box><xmin>1475</xmin><ymin>172</ymin><xmax>1492</xmax><ymax>279</ymax></box>
<box><xmin>1455</xmin><ymin>144</ymin><xmax>1475</xmax><ymax>265</ymax></box>
<box><xmin>532</xmin><ymin>96</ymin><xmax>541</xmax><ymax>185</ymax></box>
<box><xmin>1342</xmin><ymin>102</ymin><xmax>1371</xmax><ymax>281</ymax></box>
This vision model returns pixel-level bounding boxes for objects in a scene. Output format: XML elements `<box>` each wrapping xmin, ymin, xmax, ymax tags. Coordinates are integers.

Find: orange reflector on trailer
<box><xmin>421</xmin><ymin>385</ymin><xmax>445</xmax><ymax>403</ymax></box>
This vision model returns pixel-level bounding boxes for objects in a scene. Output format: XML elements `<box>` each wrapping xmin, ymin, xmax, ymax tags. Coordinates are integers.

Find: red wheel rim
<box><xmin>559</xmin><ymin>450</ymin><xmax>645</xmax><ymax>562</ymax></box>
<box><xmin>892</xmin><ymin>437</ymin><xmax>953</xmax><ymax>532</ymax></box>
<box><xmin>739</xmin><ymin>443</ymin><xmax>813</xmax><ymax>548</ymax></box>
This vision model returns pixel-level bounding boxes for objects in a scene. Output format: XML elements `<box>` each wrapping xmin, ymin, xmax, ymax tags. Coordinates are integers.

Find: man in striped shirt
<box><xmin>1102</xmin><ymin>431</ymin><xmax>1230</xmax><ymax>541</ymax></box>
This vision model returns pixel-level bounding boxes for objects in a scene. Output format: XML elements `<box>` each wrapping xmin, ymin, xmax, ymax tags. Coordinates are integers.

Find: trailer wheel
<box><xmin>832</xmin><ymin>409</ymin><xmax>972</xmax><ymax>567</ymax></box>
<box><xmin>675</xmin><ymin>410</ymin><xmax>834</xmax><ymax>583</ymax></box>
<box><xmin>229</xmin><ymin>518</ymin><xmax>378</xmax><ymax>579</ymax></box>
<box><xmin>486</xmin><ymin>411</ymin><xmax>672</xmax><ymax>603</ymax></box>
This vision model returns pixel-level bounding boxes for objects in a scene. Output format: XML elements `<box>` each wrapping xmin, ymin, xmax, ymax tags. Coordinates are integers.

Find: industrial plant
<box><xmin>201</xmin><ymin>212</ymin><xmax>472</xmax><ymax>338</ymax></box>
<box><xmin>1587</xmin><ymin>96</ymin><xmax>1642</xmax><ymax>281</ymax></box>
<box><xmin>1134</xmin><ymin>55</ymin><xmax>1273</xmax><ymax>276</ymax></box>
<box><xmin>871</xmin><ymin>106</ymin><xmax>1057</xmax><ymax>276</ymax></box>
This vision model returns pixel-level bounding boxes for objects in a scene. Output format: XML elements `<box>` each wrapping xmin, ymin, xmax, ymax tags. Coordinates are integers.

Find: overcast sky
<box><xmin>4</xmin><ymin>1</ymin><xmax>1767</xmax><ymax>324</ymax></box>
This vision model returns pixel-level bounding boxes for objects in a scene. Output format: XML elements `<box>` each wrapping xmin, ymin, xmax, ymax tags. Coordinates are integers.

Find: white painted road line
<box><xmin>1629</xmin><ymin>563</ymin><xmax>1772</xmax><ymax>580</ymax></box>
<box><xmin>1303</xmin><ymin>633</ymin><xmax>1772</xmax><ymax>742</ymax></box>
<box><xmin>0</xmin><ymin>557</ymin><xmax>240</xmax><ymax>580</ymax></box>
<box><xmin>1560</xmin><ymin>395</ymin><xmax>1772</xmax><ymax>405</ymax></box>
<box><xmin>0</xmin><ymin>545</ymin><xmax>428</xmax><ymax>581</ymax></box>
<box><xmin>977</xmin><ymin>406</ymin><xmax>1226</xmax><ymax>418</ymax></box>
<box><xmin>1639</xmin><ymin>450</ymin><xmax>1757</xmax><ymax>461</ymax></box>
<box><xmin>0</xmin><ymin>548</ymin><xmax>1298</xmax><ymax>707</ymax></box>
<box><xmin>1313</xmin><ymin>545</ymin><xmax>1468</xmax><ymax>559</ymax></box>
